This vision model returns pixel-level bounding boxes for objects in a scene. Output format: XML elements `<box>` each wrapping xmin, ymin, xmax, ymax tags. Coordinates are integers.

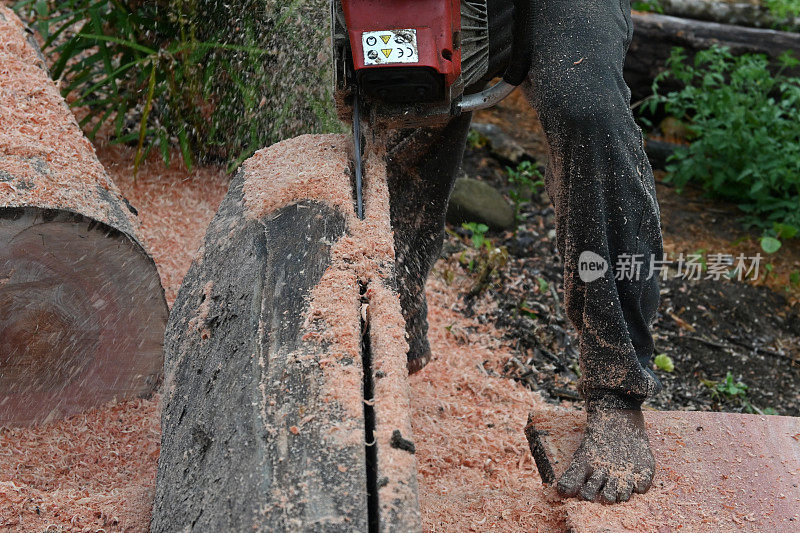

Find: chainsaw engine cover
<box><xmin>333</xmin><ymin>0</ymin><xmax>501</xmax><ymax>126</ymax></box>
<box><xmin>342</xmin><ymin>0</ymin><xmax>462</xmax><ymax>87</ymax></box>
<box><xmin>358</xmin><ymin>67</ymin><xmax>444</xmax><ymax>103</ymax></box>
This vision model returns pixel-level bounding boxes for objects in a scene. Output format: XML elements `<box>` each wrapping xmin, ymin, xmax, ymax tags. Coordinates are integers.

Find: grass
<box><xmin>643</xmin><ymin>46</ymin><xmax>800</xmax><ymax>246</ymax></box>
<box><xmin>12</xmin><ymin>0</ymin><xmax>339</xmax><ymax>172</ymax></box>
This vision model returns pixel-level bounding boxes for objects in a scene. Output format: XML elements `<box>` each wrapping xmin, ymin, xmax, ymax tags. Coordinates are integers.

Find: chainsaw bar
<box><xmin>353</xmin><ymin>93</ymin><xmax>365</xmax><ymax>220</ymax></box>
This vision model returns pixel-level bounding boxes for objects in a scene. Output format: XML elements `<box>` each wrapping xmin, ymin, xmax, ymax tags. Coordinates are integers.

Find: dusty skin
<box><xmin>557</xmin><ymin>407</ymin><xmax>655</xmax><ymax>504</ymax></box>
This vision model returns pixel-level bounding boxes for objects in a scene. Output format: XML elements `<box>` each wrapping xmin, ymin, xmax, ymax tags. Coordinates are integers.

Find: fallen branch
<box><xmin>626</xmin><ymin>12</ymin><xmax>800</xmax><ymax>101</ymax></box>
<box><xmin>652</xmin><ymin>0</ymin><xmax>800</xmax><ymax>32</ymax></box>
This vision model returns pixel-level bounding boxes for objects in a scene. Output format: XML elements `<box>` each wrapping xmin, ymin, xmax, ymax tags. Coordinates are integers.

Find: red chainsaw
<box><xmin>332</xmin><ymin>0</ymin><xmax>532</xmax><ymax>217</ymax></box>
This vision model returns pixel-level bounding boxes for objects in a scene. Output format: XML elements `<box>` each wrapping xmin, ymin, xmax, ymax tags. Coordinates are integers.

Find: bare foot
<box><xmin>556</xmin><ymin>406</ymin><xmax>655</xmax><ymax>503</ymax></box>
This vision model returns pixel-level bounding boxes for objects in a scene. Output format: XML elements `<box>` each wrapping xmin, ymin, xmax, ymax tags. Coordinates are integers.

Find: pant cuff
<box><xmin>585</xmin><ymin>390</ymin><xmax>644</xmax><ymax>412</ymax></box>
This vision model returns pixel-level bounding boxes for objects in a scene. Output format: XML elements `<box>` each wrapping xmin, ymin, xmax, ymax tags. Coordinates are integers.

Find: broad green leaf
<box><xmin>760</xmin><ymin>236</ymin><xmax>782</xmax><ymax>254</ymax></box>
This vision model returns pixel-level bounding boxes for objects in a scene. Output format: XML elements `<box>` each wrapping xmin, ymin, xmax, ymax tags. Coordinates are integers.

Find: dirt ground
<box><xmin>450</xmin><ymin>173</ymin><xmax>800</xmax><ymax>416</ymax></box>
<box><xmin>464</xmin><ymin>92</ymin><xmax>800</xmax><ymax>418</ymax></box>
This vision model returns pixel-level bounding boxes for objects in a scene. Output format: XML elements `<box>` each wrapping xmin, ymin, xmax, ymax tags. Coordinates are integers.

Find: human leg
<box><xmin>522</xmin><ymin>0</ymin><xmax>663</xmax><ymax>501</ymax></box>
<box><xmin>386</xmin><ymin>114</ymin><xmax>473</xmax><ymax>374</ymax></box>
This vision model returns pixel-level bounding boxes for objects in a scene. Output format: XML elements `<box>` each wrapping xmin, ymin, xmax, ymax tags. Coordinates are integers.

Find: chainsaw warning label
<box><xmin>362</xmin><ymin>29</ymin><xmax>419</xmax><ymax>65</ymax></box>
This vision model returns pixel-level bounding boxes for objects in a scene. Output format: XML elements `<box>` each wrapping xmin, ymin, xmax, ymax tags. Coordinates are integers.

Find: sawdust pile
<box><xmin>0</xmin><ymin>398</ymin><xmax>160</xmax><ymax>531</ymax></box>
<box><xmin>411</xmin><ymin>275</ymin><xmax>566</xmax><ymax>532</ymax></box>
<box><xmin>530</xmin><ymin>407</ymin><xmax>800</xmax><ymax>532</ymax></box>
<box><xmin>96</xmin><ymin>144</ymin><xmax>230</xmax><ymax>304</ymax></box>
<box><xmin>0</xmin><ymin>6</ymin><xmax>139</xmax><ymax>238</ymax></box>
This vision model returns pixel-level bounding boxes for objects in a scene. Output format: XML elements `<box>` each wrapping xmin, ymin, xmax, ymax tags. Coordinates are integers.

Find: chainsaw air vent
<box><xmin>460</xmin><ymin>0</ymin><xmax>490</xmax><ymax>88</ymax></box>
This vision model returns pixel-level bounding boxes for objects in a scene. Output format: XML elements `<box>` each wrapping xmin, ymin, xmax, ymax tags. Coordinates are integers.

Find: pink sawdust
<box><xmin>532</xmin><ymin>407</ymin><xmax>800</xmax><ymax>532</ymax></box>
<box><xmin>0</xmin><ymin>398</ymin><xmax>160</xmax><ymax>532</ymax></box>
<box><xmin>411</xmin><ymin>275</ymin><xmax>567</xmax><ymax>532</ymax></box>
<box><xmin>97</xmin><ymin>144</ymin><xmax>230</xmax><ymax>305</ymax></box>
<box><xmin>0</xmin><ymin>6</ymin><xmax>139</xmax><ymax>238</ymax></box>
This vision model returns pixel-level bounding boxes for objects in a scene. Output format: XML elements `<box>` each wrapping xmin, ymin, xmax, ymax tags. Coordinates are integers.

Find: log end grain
<box><xmin>0</xmin><ymin>208</ymin><xmax>167</xmax><ymax>426</ymax></box>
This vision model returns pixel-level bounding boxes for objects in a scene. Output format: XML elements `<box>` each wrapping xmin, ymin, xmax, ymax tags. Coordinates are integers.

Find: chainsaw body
<box><xmin>333</xmin><ymin>0</ymin><xmax>530</xmax><ymax>129</ymax></box>
<box><xmin>334</xmin><ymin>0</ymin><xmax>531</xmax><ymax>219</ymax></box>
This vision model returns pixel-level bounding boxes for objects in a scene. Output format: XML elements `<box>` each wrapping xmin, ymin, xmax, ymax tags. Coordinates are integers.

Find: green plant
<box><xmin>790</xmin><ymin>270</ymin><xmax>800</xmax><ymax>287</ymax></box>
<box><xmin>764</xmin><ymin>0</ymin><xmax>800</xmax><ymax>19</ymax></box>
<box><xmin>466</xmin><ymin>128</ymin><xmax>488</xmax><ymax>149</ymax></box>
<box><xmin>536</xmin><ymin>277</ymin><xmax>549</xmax><ymax>293</ymax></box>
<box><xmin>760</xmin><ymin>222</ymin><xmax>798</xmax><ymax>254</ymax></box>
<box><xmin>506</xmin><ymin>161</ymin><xmax>544</xmax><ymax>223</ymax></box>
<box><xmin>645</xmin><ymin>46</ymin><xmax>800</xmax><ymax>237</ymax></box>
<box><xmin>13</xmin><ymin>1</ymin><xmax>337</xmax><ymax>171</ymax></box>
<box><xmin>760</xmin><ymin>236</ymin><xmax>783</xmax><ymax>254</ymax></box>
<box><xmin>13</xmin><ymin>0</ymin><xmax>272</xmax><ymax>171</ymax></box>
<box><xmin>703</xmin><ymin>371</ymin><xmax>748</xmax><ymax>401</ymax></box>
<box><xmin>654</xmin><ymin>353</ymin><xmax>675</xmax><ymax>372</ymax></box>
<box><xmin>462</xmin><ymin>222</ymin><xmax>490</xmax><ymax>249</ymax></box>
<box><xmin>632</xmin><ymin>0</ymin><xmax>663</xmax><ymax>13</ymax></box>
<box><xmin>701</xmin><ymin>372</ymin><xmax>774</xmax><ymax>414</ymax></box>
<box><xmin>459</xmin><ymin>222</ymin><xmax>508</xmax><ymax>295</ymax></box>
<box><xmin>691</xmin><ymin>249</ymin><xmax>708</xmax><ymax>272</ymax></box>
<box><xmin>518</xmin><ymin>301</ymin><xmax>538</xmax><ymax>320</ymax></box>
<box><xmin>764</xmin><ymin>262</ymin><xmax>775</xmax><ymax>282</ymax></box>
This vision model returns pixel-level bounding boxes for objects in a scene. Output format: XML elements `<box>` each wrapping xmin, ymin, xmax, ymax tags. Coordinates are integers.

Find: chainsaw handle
<box><xmin>457</xmin><ymin>79</ymin><xmax>516</xmax><ymax>113</ymax></box>
<box><xmin>502</xmin><ymin>0</ymin><xmax>534</xmax><ymax>86</ymax></box>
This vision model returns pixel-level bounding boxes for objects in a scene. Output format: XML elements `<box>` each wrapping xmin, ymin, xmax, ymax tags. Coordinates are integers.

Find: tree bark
<box><xmin>153</xmin><ymin>135</ymin><xmax>421</xmax><ymax>532</ymax></box>
<box><xmin>651</xmin><ymin>0</ymin><xmax>800</xmax><ymax>31</ymax></box>
<box><xmin>0</xmin><ymin>7</ymin><xmax>167</xmax><ymax>426</ymax></box>
<box><xmin>626</xmin><ymin>12</ymin><xmax>800</xmax><ymax>102</ymax></box>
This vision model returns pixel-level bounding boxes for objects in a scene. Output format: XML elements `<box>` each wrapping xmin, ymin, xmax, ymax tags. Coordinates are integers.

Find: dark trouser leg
<box><xmin>522</xmin><ymin>0</ymin><xmax>663</xmax><ymax>405</ymax></box>
<box><xmin>386</xmin><ymin>114</ymin><xmax>473</xmax><ymax>374</ymax></box>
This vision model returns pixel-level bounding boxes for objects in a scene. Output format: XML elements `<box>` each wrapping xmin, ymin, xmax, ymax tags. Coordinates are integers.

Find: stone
<box><xmin>471</xmin><ymin>122</ymin><xmax>528</xmax><ymax>164</ymax></box>
<box><xmin>447</xmin><ymin>177</ymin><xmax>516</xmax><ymax>231</ymax></box>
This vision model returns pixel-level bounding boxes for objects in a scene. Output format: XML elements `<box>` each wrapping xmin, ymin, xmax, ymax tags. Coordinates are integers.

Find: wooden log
<box><xmin>0</xmin><ymin>6</ymin><xmax>167</xmax><ymax>426</ymax></box>
<box><xmin>652</xmin><ymin>0</ymin><xmax>800</xmax><ymax>31</ymax></box>
<box><xmin>626</xmin><ymin>12</ymin><xmax>800</xmax><ymax>102</ymax></box>
<box><xmin>153</xmin><ymin>134</ymin><xmax>421</xmax><ymax>531</ymax></box>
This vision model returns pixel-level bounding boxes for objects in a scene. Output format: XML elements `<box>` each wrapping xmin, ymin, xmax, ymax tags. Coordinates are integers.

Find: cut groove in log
<box><xmin>0</xmin><ymin>6</ymin><xmax>167</xmax><ymax>426</ymax></box>
<box><xmin>153</xmin><ymin>135</ymin><xmax>421</xmax><ymax>531</ymax></box>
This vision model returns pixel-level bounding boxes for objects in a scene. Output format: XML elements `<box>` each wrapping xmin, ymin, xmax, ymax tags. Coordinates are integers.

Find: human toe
<box><xmin>599</xmin><ymin>477</ymin><xmax>618</xmax><ymax>504</ymax></box>
<box><xmin>557</xmin><ymin>461</ymin><xmax>590</xmax><ymax>497</ymax></box>
<box><xmin>579</xmin><ymin>469</ymin><xmax>608</xmax><ymax>501</ymax></box>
